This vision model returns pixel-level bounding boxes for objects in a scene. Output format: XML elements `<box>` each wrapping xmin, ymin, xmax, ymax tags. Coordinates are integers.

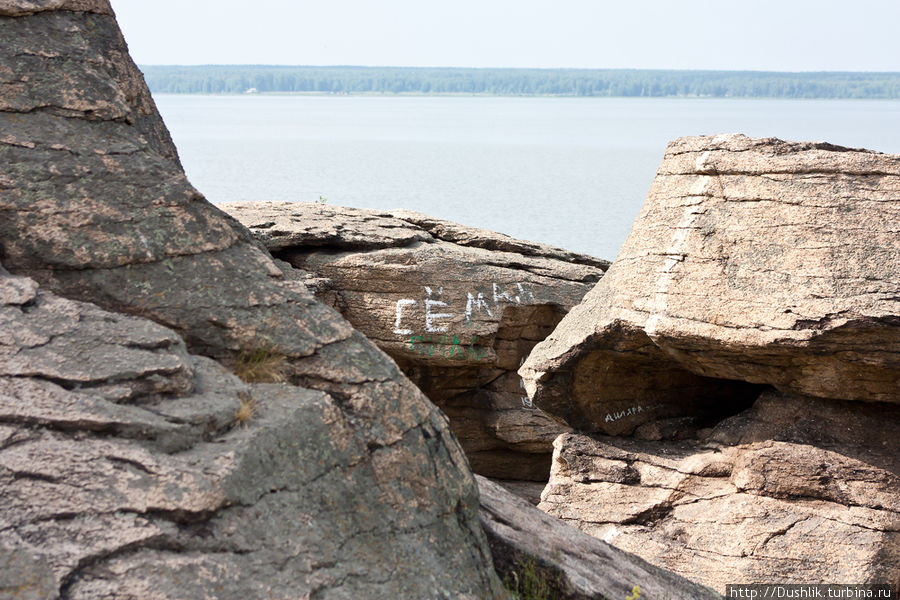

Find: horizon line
<box><xmin>137</xmin><ymin>65</ymin><xmax>900</xmax><ymax>75</ymax></box>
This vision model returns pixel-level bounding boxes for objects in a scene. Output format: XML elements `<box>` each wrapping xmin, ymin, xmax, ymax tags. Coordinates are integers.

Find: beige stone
<box><xmin>538</xmin><ymin>392</ymin><xmax>900</xmax><ymax>592</ymax></box>
<box><xmin>522</xmin><ymin>134</ymin><xmax>900</xmax><ymax>434</ymax></box>
<box><xmin>226</xmin><ymin>201</ymin><xmax>609</xmax><ymax>480</ymax></box>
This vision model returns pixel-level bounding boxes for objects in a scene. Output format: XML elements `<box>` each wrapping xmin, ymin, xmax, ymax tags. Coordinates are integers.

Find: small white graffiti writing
<box><xmin>393</xmin><ymin>282</ymin><xmax>537</xmax><ymax>336</ymax></box>
<box><xmin>465</xmin><ymin>292</ymin><xmax>493</xmax><ymax>320</ymax></box>
<box><xmin>519</xmin><ymin>378</ymin><xmax>533</xmax><ymax>409</ymax></box>
<box><xmin>393</xmin><ymin>299</ymin><xmax>417</xmax><ymax>335</ymax></box>
<box><xmin>424</xmin><ymin>286</ymin><xmax>453</xmax><ymax>333</ymax></box>
<box><xmin>604</xmin><ymin>404</ymin><xmax>659</xmax><ymax>423</ymax></box>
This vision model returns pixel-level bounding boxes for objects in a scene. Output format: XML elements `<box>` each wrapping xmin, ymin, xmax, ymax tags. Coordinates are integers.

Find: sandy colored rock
<box><xmin>538</xmin><ymin>392</ymin><xmax>900</xmax><ymax>592</ymax></box>
<box><xmin>226</xmin><ymin>201</ymin><xmax>609</xmax><ymax>480</ymax></box>
<box><xmin>522</xmin><ymin>134</ymin><xmax>900</xmax><ymax>434</ymax></box>
<box><xmin>0</xmin><ymin>4</ymin><xmax>506</xmax><ymax>596</ymax></box>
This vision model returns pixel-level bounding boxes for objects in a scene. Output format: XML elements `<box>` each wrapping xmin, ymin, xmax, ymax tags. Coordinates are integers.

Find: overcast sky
<box><xmin>109</xmin><ymin>0</ymin><xmax>900</xmax><ymax>71</ymax></box>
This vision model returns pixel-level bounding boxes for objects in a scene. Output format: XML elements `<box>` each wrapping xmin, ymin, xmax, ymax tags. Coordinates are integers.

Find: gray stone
<box><xmin>0</xmin><ymin>3</ymin><xmax>507</xmax><ymax>595</ymax></box>
<box><xmin>477</xmin><ymin>475</ymin><xmax>722</xmax><ymax>600</ymax></box>
<box><xmin>0</xmin><ymin>278</ymin><xmax>194</xmax><ymax>402</ymax></box>
<box><xmin>0</xmin><ymin>0</ymin><xmax>110</xmax><ymax>18</ymax></box>
<box><xmin>0</xmin><ymin>268</ymin><xmax>506</xmax><ymax>598</ymax></box>
<box><xmin>0</xmin><ymin>544</ymin><xmax>58</xmax><ymax>600</ymax></box>
<box><xmin>225</xmin><ymin>201</ymin><xmax>608</xmax><ymax>480</ymax></box>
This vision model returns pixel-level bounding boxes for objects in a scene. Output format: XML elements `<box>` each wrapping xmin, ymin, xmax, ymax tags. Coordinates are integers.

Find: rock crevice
<box><xmin>226</xmin><ymin>201</ymin><xmax>609</xmax><ymax>481</ymax></box>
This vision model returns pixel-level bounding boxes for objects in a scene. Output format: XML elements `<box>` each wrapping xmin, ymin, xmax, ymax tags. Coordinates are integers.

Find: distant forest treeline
<box><xmin>140</xmin><ymin>66</ymin><xmax>900</xmax><ymax>99</ymax></box>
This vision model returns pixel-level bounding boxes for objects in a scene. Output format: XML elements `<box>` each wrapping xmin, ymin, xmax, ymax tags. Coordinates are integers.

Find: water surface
<box><xmin>154</xmin><ymin>95</ymin><xmax>900</xmax><ymax>260</ymax></box>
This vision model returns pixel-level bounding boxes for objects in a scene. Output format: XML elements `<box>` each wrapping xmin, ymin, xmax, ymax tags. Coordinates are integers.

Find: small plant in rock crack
<box><xmin>233</xmin><ymin>391</ymin><xmax>257</xmax><ymax>427</ymax></box>
<box><xmin>316</xmin><ymin>194</ymin><xmax>328</xmax><ymax>204</ymax></box>
<box><xmin>231</xmin><ymin>345</ymin><xmax>289</xmax><ymax>384</ymax></box>
<box><xmin>504</xmin><ymin>557</ymin><xmax>558</xmax><ymax>600</ymax></box>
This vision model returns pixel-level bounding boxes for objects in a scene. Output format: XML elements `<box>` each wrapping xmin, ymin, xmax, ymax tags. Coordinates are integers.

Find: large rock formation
<box><xmin>0</xmin><ymin>266</ymin><xmax>505</xmax><ymax>598</ymax></box>
<box><xmin>0</xmin><ymin>2</ymin><xmax>506</xmax><ymax>596</ymax></box>
<box><xmin>225</xmin><ymin>201</ymin><xmax>608</xmax><ymax>480</ymax></box>
<box><xmin>538</xmin><ymin>392</ymin><xmax>900</xmax><ymax>592</ymax></box>
<box><xmin>476</xmin><ymin>475</ymin><xmax>722</xmax><ymax>599</ymax></box>
<box><xmin>522</xmin><ymin>134</ymin><xmax>900</xmax><ymax>434</ymax></box>
<box><xmin>519</xmin><ymin>133</ymin><xmax>900</xmax><ymax>591</ymax></box>
<box><xmin>0</xmin><ymin>0</ymin><xmax>348</xmax><ymax>386</ymax></box>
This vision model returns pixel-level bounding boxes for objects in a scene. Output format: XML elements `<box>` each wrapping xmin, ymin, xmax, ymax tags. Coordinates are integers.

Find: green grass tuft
<box><xmin>231</xmin><ymin>346</ymin><xmax>289</xmax><ymax>384</ymax></box>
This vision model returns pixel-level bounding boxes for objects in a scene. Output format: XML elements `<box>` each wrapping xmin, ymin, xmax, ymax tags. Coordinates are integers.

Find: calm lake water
<box><xmin>154</xmin><ymin>95</ymin><xmax>900</xmax><ymax>260</ymax></box>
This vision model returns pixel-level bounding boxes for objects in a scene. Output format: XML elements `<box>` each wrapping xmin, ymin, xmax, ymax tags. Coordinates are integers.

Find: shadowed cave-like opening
<box><xmin>394</xmin><ymin>303</ymin><xmax>570</xmax><ymax>483</ymax></box>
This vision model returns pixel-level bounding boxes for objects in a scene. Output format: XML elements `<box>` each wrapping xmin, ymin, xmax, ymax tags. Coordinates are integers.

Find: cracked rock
<box><xmin>521</xmin><ymin>133</ymin><xmax>900</xmax><ymax>434</ymax></box>
<box><xmin>0</xmin><ymin>2</ymin><xmax>507</xmax><ymax>596</ymax></box>
<box><xmin>0</xmin><ymin>272</ymin><xmax>194</xmax><ymax>402</ymax></box>
<box><xmin>476</xmin><ymin>475</ymin><xmax>721</xmax><ymax>599</ymax></box>
<box><xmin>538</xmin><ymin>391</ymin><xmax>900</xmax><ymax>592</ymax></box>
<box><xmin>225</xmin><ymin>201</ymin><xmax>610</xmax><ymax>481</ymax></box>
<box><xmin>0</xmin><ymin>267</ymin><xmax>507</xmax><ymax>598</ymax></box>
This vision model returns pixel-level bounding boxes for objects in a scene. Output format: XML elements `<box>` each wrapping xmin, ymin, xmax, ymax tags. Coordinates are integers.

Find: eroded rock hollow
<box><xmin>522</xmin><ymin>134</ymin><xmax>899</xmax><ymax>435</ymax></box>
<box><xmin>520</xmin><ymin>134</ymin><xmax>900</xmax><ymax>592</ymax></box>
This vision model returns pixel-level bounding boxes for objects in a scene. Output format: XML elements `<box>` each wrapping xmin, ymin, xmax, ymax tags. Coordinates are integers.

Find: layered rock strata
<box><xmin>0</xmin><ymin>263</ymin><xmax>506</xmax><ymax>599</ymax></box>
<box><xmin>225</xmin><ymin>201</ymin><xmax>609</xmax><ymax>480</ymax></box>
<box><xmin>522</xmin><ymin>134</ymin><xmax>900</xmax><ymax>434</ymax></box>
<box><xmin>520</xmin><ymin>133</ymin><xmax>900</xmax><ymax>591</ymax></box>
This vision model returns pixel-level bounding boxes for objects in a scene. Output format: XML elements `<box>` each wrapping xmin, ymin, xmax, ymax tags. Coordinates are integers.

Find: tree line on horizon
<box><xmin>140</xmin><ymin>66</ymin><xmax>900</xmax><ymax>99</ymax></box>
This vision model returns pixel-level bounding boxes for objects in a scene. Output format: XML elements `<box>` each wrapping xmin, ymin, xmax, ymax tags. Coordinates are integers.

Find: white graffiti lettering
<box><xmin>465</xmin><ymin>292</ymin><xmax>493</xmax><ymax>321</ymax></box>
<box><xmin>424</xmin><ymin>287</ymin><xmax>453</xmax><ymax>333</ymax></box>
<box><xmin>516</xmin><ymin>282</ymin><xmax>536</xmax><ymax>303</ymax></box>
<box><xmin>393</xmin><ymin>299</ymin><xmax>417</xmax><ymax>335</ymax></box>
<box><xmin>393</xmin><ymin>283</ymin><xmax>538</xmax><ymax>336</ymax></box>
<box><xmin>604</xmin><ymin>404</ymin><xmax>664</xmax><ymax>423</ymax></box>
<box><xmin>605</xmin><ymin>405</ymin><xmax>644</xmax><ymax>423</ymax></box>
<box><xmin>493</xmin><ymin>283</ymin><xmax>513</xmax><ymax>306</ymax></box>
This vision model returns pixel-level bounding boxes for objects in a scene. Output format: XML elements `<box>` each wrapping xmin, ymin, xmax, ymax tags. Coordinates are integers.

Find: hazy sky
<box><xmin>109</xmin><ymin>0</ymin><xmax>900</xmax><ymax>71</ymax></box>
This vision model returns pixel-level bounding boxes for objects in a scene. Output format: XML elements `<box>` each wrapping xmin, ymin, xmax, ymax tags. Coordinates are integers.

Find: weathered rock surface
<box><xmin>0</xmin><ymin>265</ymin><xmax>506</xmax><ymax>598</ymax></box>
<box><xmin>1</xmin><ymin>0</ymin><xmax>344</xmax><ymax>386</ymax></box>
<box><xmin>538</xmin><ymin>391</ymin><xmax>900</xmax><ymax>592</ymax></box>
<box><xmin>522</xmin><ymin>134</ymin><xmax>900</xmax><ymax>434</ymax></box>
<box><xmin>225</xmin><ymin>201</ymin><xmax>609</xmax><ymax>480</ymax></box>
<box><xmin>0</xmin><ymin>3</ymin><xmax>506</xmax><ymax>597</ymax></box>
<box><xmin>0</xmin><ymin>1</ymin><xmax>112</xmax><ymax>17</ymax></box>
<box><xmin>477</xmin><ymin>475</ymin><xmax>722</xmax><ymax>599</ymax></box>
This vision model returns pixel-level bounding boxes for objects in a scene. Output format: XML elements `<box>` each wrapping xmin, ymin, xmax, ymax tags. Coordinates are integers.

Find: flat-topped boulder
<box><xmin>537</xmin><ymin>391</ymin><xmax>900</xmax><ymax>592</ymax></box>
<box><xmin>0</xmin><ymin>3</ymin><xmax>506</xmax><ymax>596</ymax></box>
<box><xmin>225</xmin><ymin>201</ymin><xmax>609</xmax><ymax>480</ymax></box>
<box><xmin>521</xmin><ymin>134</ymin><xmax>900</xmax><ymax>435</ymax></box>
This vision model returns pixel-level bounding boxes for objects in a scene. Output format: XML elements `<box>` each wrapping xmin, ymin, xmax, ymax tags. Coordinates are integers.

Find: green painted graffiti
<box><xmin>408</xmin><ymin>333</ymin><xmax>488</xmax><ymax>360</ymax></box>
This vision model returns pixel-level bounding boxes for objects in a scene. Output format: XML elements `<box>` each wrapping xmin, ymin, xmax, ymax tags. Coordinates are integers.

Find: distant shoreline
<box><xmin>151</xmin><ymin>91</ymin><xmax>900</xmax><ymax>101</ymax></box>
<box><xmin>141</xmin><ymin>65</ymin><xmax>900</xmax><ymax>100</ymax></box>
